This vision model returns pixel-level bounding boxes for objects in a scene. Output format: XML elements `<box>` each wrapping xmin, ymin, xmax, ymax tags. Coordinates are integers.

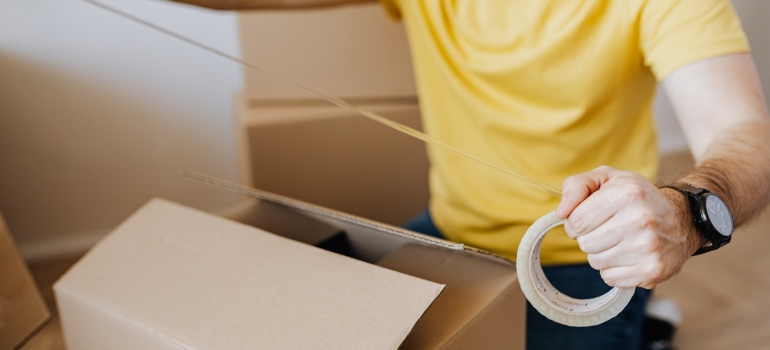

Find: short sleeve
<box><xmin>378</xmin><ymin>0</ymin><xmax>402</xmax><ymax>20</ymax></box>
<box><xmin>639</xmin><ymin>0</ymin><xmax>750</xmax><ymax>79</ymax></box>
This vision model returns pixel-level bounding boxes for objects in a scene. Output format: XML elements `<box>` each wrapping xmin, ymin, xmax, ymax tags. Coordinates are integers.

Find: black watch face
<box><xmin>705</xmin><ymin>194</ymin><xmax>733</xmax><ymax>237</ymax></box>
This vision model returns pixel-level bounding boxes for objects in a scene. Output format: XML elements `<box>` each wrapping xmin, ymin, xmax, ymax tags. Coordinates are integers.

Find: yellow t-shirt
<box><xmin>380</xmin><ymin>0</ymin><xmax>749</xmax><ymax>264</ymax></box>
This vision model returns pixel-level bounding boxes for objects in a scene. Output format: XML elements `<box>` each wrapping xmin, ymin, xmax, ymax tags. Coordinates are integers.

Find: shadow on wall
<box><xmin>0</xmin><ymin>50</ymin><xmax>239</xmax><ymax>260</ymax></box>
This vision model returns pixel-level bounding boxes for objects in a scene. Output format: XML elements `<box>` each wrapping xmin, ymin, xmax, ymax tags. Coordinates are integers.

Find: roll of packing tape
<box><xmin>517</xmin><ymin>211</ymin><xmax>635</xmax><ymax>327</ymax></box>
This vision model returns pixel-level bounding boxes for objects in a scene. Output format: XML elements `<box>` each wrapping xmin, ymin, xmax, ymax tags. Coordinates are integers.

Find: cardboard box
<box><xmin>234</xmin><ymin>1</ymin><xmax>427</xmax><ymax>230</ymax></box>
<box><xmin>0</xmin><ymin>214</ymin><xmax>50</xmax><ymax>350</ymax></box>
<box><xmin>239</xmin><ymin>102</ymin><xmax>430</xmax><ymax>227</ymax></box>
<box><xmin>238</xmin><ymin>4</ymin><xmax>416</xmax><ymax>103</ymax></box>
<box><xmin>54</xmin><ymin>187</ymin><xmax>524</xmax><ymax>349</ymax></box>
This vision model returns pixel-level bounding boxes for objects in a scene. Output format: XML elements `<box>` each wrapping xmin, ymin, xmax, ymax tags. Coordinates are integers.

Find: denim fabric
<box><xmin>403</xmin><ymin>210</ymin><xmax>445</xmax><ymax>239</ymax></box>
<box><xmin>403</xmin><ymin>210</ymin><xmax>652</xmax><ymax>350</ymax></box>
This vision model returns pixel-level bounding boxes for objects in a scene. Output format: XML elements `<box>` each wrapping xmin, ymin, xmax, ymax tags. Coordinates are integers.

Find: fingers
<box><xmin>574</xmin><ymin>218</ymin><xmax>625</xmax><ymax>254</ymax></box>
<box><xmin>588</xmin><ymin>234</ymin><xmax>671</xmax><ymax>289</ymax></box>
<box><xmin>594</xmin><ymin>246</ymin><xmax>661</xmax><ymax>289</ymax></box>
<box><xmin>556</xmin><ymin>166</ymin><xmax>616</xmax><ymax>219</ymax></box>
<box><xmin>575</xmin><ymin>186</ymin><xmax>673</xmax><ymax>253</ymax></box>
<box><xmin>558</xmin><ymin>166</ymin><xmax>625</xmax><ymax>239</ymax></box>
<box><xmin>599</xmin><ymin>265</ymin><xmax>660</xmax><ymax>290</ymax></box>
<box><xmin>562</xmin><ymin>169</ymin><xmax>655</xmax><ymax>240</ymax></box>
<box><xmin>586</xmin><ymin>240</ymin><xmax>641</xmax><ymax>271</ymax></box>
<box><xmin>553</xmin><ymin>166</ymin><xmax>688</xmax><ymax>289</ymax></box>
<box><xmin>564</xmin><ymin>186</ymin><xmax>622</xmax><ymax>239</ymax></box>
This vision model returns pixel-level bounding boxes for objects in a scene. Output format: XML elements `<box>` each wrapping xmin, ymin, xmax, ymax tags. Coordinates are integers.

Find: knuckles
<box><xmin>561</xmin><ymin>176</ymin><xmax>583</xmax><ymax>193</ymax></box>
<box><xmin>643</xmin><ymin>258</ymin><xmax>667</xmax><ymax>286</ymax></box>
<box><xmin>594</xmin><ymin>165</ymin><xmax>614</xmax><ymax>173</ymax></box>
<box><xmin>561</xmin><ymin>176</ymin><xmax>577</xmax><ymax>188</ymax></box>
<box><xmin>633</xmin><ymin>210</ymin><xmax>659</xmax><ymax>231</ymax></box>
<box><xmin>639</xmin><ymin>233</ymin><xmax>662</xmax><ymax>255</ymax></box>
<box><xmin>624</xmin><ymin>182</ymin><xmax>647</xmax><ymax>200</ymax></box>
<box><xmin>575</xmin><ymin>234</ymin><xmax>591</xmax><ymax>251</ymax></box>
<box><xmin>565</xmin><ymin>215</ymin><xmax>586</xmax><ymax>238</ymax></box>
<box><xmin>599</xmin><ymin>269</ymin><xmax>617</xmax><ymax>287</ymax></box>
<box><xmin>587</xmin><ymin>253</ymin><xmax>604</xmax><ymax>270</ymax></box>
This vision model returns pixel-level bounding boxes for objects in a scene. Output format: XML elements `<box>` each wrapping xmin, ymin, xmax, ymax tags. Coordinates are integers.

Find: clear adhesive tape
<box><xmin>517</xmin><ymin>211</ymin><xmax>635</xmax><ymax>327</ymax></box>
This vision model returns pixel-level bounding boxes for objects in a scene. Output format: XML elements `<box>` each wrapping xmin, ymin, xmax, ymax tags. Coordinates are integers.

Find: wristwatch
<box><xmin>661</xmin><ymin>182</ymin><xmax>734</xmax><ymax>255</ymax></box>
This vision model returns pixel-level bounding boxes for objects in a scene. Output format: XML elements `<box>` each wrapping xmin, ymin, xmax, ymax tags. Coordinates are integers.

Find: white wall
<box><xmin>655</xmin><ymin>0</ymin><xmax>770</xmax><ymax>154</ymax></box>
<box><xmin>0</xmin><ymin>0</ymin><xmax>242</xmax><ymax>260</ymax></box>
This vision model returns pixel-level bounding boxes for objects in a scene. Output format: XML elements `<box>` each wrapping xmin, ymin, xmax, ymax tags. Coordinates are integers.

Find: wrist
<box><xmin>660</xmin><ymin>187</ymin><xmax>707</xmax><ymax>255</ymax></box>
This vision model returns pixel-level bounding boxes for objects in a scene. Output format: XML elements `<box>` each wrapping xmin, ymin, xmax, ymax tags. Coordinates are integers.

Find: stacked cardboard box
<box><xmin>0</xmin><ymin>214</ymin><xmax>50</xmax><ymax>350</ymax></box>
<box><xmin>54</xmin><ymin>187</ymin><xmax>524</xmax><ymax>349</ymax></box>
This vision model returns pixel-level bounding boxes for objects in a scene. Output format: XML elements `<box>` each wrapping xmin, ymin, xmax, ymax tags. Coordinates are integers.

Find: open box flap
<box><xmin>184</xmin><ymin>170</ymin><xmax>515</xmax><ymax>267</ymax></box>
<box><xmin>55</xmin><ymin>199</ymin><xmax>444</xmax><ymax>350</ymax></box>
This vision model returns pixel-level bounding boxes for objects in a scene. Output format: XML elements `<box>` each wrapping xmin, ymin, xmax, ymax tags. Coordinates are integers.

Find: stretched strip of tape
<box><xmin>84</xmin><ymin>0</ymin><xmax>633</xmax><ymax>326</ymax></box>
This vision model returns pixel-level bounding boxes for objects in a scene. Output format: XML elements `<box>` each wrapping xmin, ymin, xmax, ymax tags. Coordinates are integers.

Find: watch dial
<box><xmin>705</xmin><ymin>195</ymin><xmax>733</xmax><ymax>237</ymax></box>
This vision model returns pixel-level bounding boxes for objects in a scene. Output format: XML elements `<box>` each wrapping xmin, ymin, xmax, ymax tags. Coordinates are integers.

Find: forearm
<box><xmin>165</xmin><ymin>0</ymin><xmax>373</xmax><ymax>10</ymax></box>
<box><xmin>661</xmin><ymin>53</ymin><xmax>770</xmax><ymax>231</ymax></box>
<box><xmin>556</xmin><ymin>119</ymin><xmax>770</xmax><ymax>286</ymax></box>
<box><xmin>675</xmin><ymin>119</ymin><xmax>770</xmax><ymax>228</ymax></box>
<box><xmin>557</xmin><ymin>55</ymin><xmax>769</xmax><ymax>287</ymax></box>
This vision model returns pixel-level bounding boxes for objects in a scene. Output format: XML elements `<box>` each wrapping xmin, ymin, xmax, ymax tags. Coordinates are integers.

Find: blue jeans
<box><xmin>404</xmin><ymin>211</ymin><xmax>652</xmax><ymax>350</ymax></box>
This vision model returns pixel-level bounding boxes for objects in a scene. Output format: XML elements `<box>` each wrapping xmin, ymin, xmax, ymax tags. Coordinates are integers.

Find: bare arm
<box><xmin>556</xmin><ymin>53</ymin><xmax>770</xmax><ymax>289</ymax></box>
<box><xmin>165</xmin><ymin>0</ymin><xmax>375</xmax><ymax>10</ymax></box>
<box><xmin>663</xmin><ymin>53</ymin><xmax>770</xmax><ymax>228</ymax></box>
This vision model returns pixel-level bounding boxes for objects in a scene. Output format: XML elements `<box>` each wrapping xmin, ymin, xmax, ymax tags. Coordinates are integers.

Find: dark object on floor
<box><xmin>642</xmin><ymin>298</ymin><xmax>681</xmax><ymax>350</ymax></box>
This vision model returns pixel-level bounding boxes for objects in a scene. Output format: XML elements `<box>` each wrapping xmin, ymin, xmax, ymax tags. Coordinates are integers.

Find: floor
<box><xmin>18</xmin><ymin>152</ymin><xmax>770</xmax><ymax>350</ymax></box>
<box><xmin>655</xmin><ymin>208</ymin><xmax>770</xmax><ymax>350</ymax></box>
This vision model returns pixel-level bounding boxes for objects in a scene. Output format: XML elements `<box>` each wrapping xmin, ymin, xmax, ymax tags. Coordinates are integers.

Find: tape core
<box><xmin>517</xmin><ymin>211</ymin><xmax>635</xmax><ymax>327</ymax></box>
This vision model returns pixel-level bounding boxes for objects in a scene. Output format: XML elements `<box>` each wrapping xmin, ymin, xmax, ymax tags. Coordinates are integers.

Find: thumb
<box><xmin>555</xmin><ymin>166</ymin><xmax>616</xmax><ymax>219</ymax></box>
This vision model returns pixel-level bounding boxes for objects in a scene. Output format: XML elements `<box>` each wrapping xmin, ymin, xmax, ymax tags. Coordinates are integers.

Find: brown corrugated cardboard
<box><xmin>54</xmin><ymin>199</ymin><xmax>444</xmax><ymax>350</ymax></box>
<box><xmin>218</xmin><ymin>188</ymin><xmax>525</xmax><ymax>350</ymax></box>
<box><xmin>238</xmin><ymin>4</ymin><xmax>416</xmax><ymax>102</ymax></box>
<box><xmin>235</xmin><ymin>3</ymin><xmax>423</xmax><ymax>230</ymax></box>
<box><xmin>242</xmin><ymin>106</ymin><xmax>430</xmax><ymax>227</ymax></box>
<box><xmin>0</xmin><ymin>214</ymin><xmax>50</xmax><ymax>350</ymax></box>
<box><xmin>377</xmin><ymin>244</ymin><xmax>525</xmax><ymax>349</ymax></box>
<box><xmin>216</xmin><ymin>185</ymin><xmax>525</xmax><ymax>349</ymax></box>
<box><xmin>55</xmin><ymin>183</ymin><xmax>524</xmax><ymax>349</ymax></box>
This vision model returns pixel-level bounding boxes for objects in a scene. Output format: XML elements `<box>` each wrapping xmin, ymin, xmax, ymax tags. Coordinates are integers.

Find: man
<box><xmin>173</xmin><ymin>0</ymin><xmax>770</xmax><ymax>348</ymax></box>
